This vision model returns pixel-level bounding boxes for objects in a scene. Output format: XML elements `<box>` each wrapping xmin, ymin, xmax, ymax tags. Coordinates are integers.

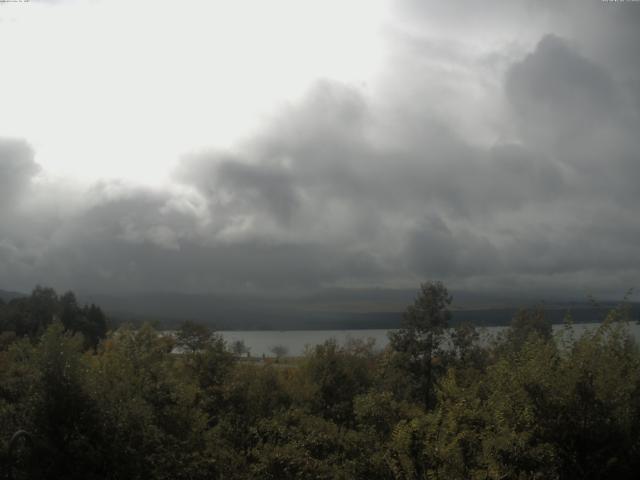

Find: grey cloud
<box><xmin>0</xmin><ymin>172</ymin><xmax>386</xmax><ymax>293</ymax></box>
<box><xmin>0</xmin><ymin>138</ymin><xmax>39</xmax><ymax>208</ymax></box>
<box><xmin>216</xmin><ymin>161</ymin><xmax>300</xmax><ymax>225</ymax></box>
<box><xmin>36</xmin><ymin>225</ymin><xmax>386</xmax><ymax>295</ymax></box>
<box><xmin>1</xmin><ymin>2</ymin><xmax>639</xmax><ymax>301</ymax></box>
<box><xmin>166</xmin><ymin>79</ymin><xmax>592</xmax><ymax>292</ymax></box>
<box><xmin>504</xmin><ymin>33</ymin><xmax>640</xmax><ymax>207</ymax></box>
<box><xmin>164</xmin><ymin>51</ymin><xmax>636</xmax><ymax>296</ymax></box>
<box><xmin>506</xmin><ymin>35</ymin><xmax>618</xmax><ymax>150</ymax></box>
<box><xmin>178</xmin><ymin>154</ymin><xmax>300</xmax><ymax>227</ymax></box>
<box><xmin>404</xmin><ymin>216</ymin><xmax>500</xmax><ymax>278</ymax></box>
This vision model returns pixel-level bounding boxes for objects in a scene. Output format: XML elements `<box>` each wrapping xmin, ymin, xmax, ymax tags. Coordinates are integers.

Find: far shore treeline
<box><xmin>1</xmin><ymin>282</ymin><xmax>640</xmax><ymax>479</ymax></box>
<box><xmin>3</xmin><ymin>286</ymin><xmax>637</xmax><ymax>332</ymax></box>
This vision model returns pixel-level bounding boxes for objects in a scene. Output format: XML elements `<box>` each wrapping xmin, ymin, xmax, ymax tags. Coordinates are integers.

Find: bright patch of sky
<box><xmin>0</xmin><ymin>0</ymin><xmax>388</xmax><ymax>184</ymax></box>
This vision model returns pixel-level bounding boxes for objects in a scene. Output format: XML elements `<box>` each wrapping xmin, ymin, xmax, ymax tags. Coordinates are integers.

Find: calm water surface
<box><xmin>220</xmin><ymin>323</ymin><xmax>640</xmax><ymax>357</ymax></box>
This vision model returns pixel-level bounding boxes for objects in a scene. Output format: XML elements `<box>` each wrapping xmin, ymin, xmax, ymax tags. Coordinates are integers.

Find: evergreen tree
<box><xmin>389</xmin><ymin>281</ymin><xmax>452</xmax><ymax>408</ymax></box>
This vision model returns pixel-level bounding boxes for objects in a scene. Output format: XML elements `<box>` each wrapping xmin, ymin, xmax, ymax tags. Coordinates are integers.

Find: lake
<box><xmin>220</xmin><ymin>322</ymin><xmax>640</xmax><ymax>357</ymax></box>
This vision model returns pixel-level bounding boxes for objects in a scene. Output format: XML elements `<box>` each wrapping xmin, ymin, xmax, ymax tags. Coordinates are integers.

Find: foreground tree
<box><xmin>270</xmin><ymin>345</ymin><xmax>288</xmax><ymax>362</ymax></box>
<box><xmin>0</xmin><ymin>286</ymin><xmax>107</xmax><ymax>349</ymax></box>
<box><xmin>231</xmin><ymin>339</ymin><xmax>250</xmax><ymax>357</ymax></box>
<box><xmin>60</xmin><ymin>292</ymin><xmax>108</xmax><ymax>349</ymax></box>
<box><xmin>389</xmin><ymin>281</ymin><xmax>452</xmax><ymax>408</ymax></box>
<box><xmin>175</xmin><ymin>320</ymin><xmax>214</xmax><ymax>353</ymax></box>
<box><xmin>506</xmin><ymin>306</ymin><xmax>552</xmax><ymax>351</ymax></box>
<box><xmin>296</xmin><ymin>339</ymin><xmax>373</xmax><ymax>426</ymax></box>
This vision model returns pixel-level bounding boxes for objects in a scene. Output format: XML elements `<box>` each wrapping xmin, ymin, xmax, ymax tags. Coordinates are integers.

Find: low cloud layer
<box><xmin>1</xmin><ymin>1</ymin><xmax>639</xmax><ymax>301</ymax></box>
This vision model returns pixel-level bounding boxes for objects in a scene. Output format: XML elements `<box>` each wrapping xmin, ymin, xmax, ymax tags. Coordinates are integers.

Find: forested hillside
<box><xmin>1</xmin><ymin>282</ymin><xmax>639</xmax><ymax>479</ymax></box>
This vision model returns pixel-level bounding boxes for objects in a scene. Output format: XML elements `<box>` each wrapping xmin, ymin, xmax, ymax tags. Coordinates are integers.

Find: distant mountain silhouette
<box><xmin>3</xmin><ymin>285</ymin><xmax>635</xmax><ymax>329</ymax></box>
<box><xmin>74</xmin><ymin>288</ymin><xmax>639</xmax><ymax>330</ymax></box>
<box><xmin>0</xmin><ymin>288</ymin><xmax>26</xmax><ymax>302</ymax></box>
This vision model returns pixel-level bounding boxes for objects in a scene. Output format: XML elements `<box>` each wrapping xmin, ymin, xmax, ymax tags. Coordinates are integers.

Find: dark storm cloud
<box><xmin>404</xmin><ymin>216</ymin><xmax>500</xmax><ymax>277</ymax></box>
<box><xmin>0</xmin><ymin>163</ymin><xmax>385</xmax><ymax>293</ymax></box>
<box><xmin>1</xmin><ymin>1</ymin><xmax>639</xmax><ymax>300</ymax></box>
<box><xmin>167</xmin><ymin>72</ymin><xmax>614</xmax><ymax>295</ymax></box>
<box><xmin>178</xmin><ymin>153</ymin><xmax>300</xmax><ymax>227</ymax></box>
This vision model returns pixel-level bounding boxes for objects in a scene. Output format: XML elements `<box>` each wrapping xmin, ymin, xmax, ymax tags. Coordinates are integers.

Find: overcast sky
<box><xmin>1</xmin><ymin>0</ymin><xmax>639</xmax><ymax>300</ymax></box>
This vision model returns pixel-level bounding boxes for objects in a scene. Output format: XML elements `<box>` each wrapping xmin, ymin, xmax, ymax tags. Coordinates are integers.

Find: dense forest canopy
<box><xmin>1</xmin><ymin>282</ymin><xmax>639</xmax><ymax>479</ymax></box>
<box><xmin>0</xmin><ymin>286</ymin><xmax>107</xmax><ymax>351</ymax></box>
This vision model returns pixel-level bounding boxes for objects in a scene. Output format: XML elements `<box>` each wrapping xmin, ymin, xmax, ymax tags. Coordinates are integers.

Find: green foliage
<box><xmin>60</xmin><ymin>291</ymin><xmax>108</xmax><ymax>349</ymax></box>
<box><xmin>270</xmin><ymin>344</ymin><xmax>289</xmax><ymax>361</ymax></box>
<box><xmin>30</xmin><ymin>322</ymin><xmax>102</xmax><ymax>478</ymax></box>
<box><xmin>0</xmin><ymin>339</ymin><xmax>39</xmax><ymax>476</ymax></box>
<box><xmin>175</xmin><ymin>320</ymin><xmax>215</xmax><ymax>353</ymax></box>
<box><xmin>388</xmin><ymin>281</ymin><xmax>452</xmax><ymax>408</ymax></box>
<box><xmin>85</xmin><ymin>324</ymin><xmax>214</xmax><ymax>479</ymax></box>
<box><xmin>506</xmin><ymin>307</ymin><xmax>553</xmax><ymax>350</ymax></box>
<box><xmin>250</xmin><ymin>409</ymin><xmax>392</xmax><ymax>480</ymax></box>
<box><xmin>0</xmin><ymin>286</ymin><xmax>108</xmax><ymax>349</ymax></box>
<box><xmin>354</xmin><ymin>391</ymin><xmax>420</xmax><ymax>439</ymax></box>
<box><xmin>2</xmin><ymin>282</ymin><xmax>640</xmax><ymax>479</ymax></box>
<box><xmin>295</xmin><ymin>339</ymin><xmax>373</xmax><ymax>426</ymax></box>
<box><xmin>0</xmin><ymin>287</ymin><xmax>57</xmax><ymax>339</ymax></box>
<box><xmin>231</xmin><ymin>339</ymin><xmax>250</xmax><ymax>357</ymax></box>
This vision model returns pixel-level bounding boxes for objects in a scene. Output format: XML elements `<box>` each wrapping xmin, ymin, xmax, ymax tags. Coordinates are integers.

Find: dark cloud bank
<box><xmin>1</xmin><ymin>1</ymin><xmax>639</xmax><ymax>322</ymax></box>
